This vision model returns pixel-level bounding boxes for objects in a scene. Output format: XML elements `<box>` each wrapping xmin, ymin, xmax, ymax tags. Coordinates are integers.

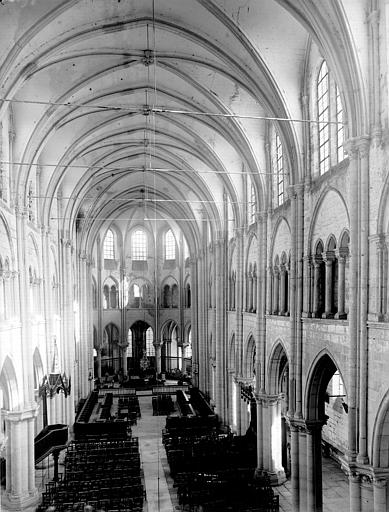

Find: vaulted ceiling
<box><xmin>0</xmin><ymin>0</ymin><xmax>366</xmax><ymax>254</ymax></box>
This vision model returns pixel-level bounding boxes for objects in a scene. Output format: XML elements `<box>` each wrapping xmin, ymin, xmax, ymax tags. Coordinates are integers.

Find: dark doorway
<box><xmin>131</xmin><ymin>320</ymin><xmax>149</xmax><ymax>373</ymax></box>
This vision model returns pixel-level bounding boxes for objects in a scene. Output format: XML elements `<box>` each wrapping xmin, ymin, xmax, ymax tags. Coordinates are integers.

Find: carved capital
<box><xmin>323</xmin><ymin>250</ymin><xmax>335</xmax><ymax>263</ymax></box>
<box><xmin>355</xmin><ymin>136</ymin><xmax>370</xmax><ymax>158</ymax></box>
<box><xmin>344</xmin><ymin>139</ymin><xmax>359</xmax><ymax>160</ymax></box>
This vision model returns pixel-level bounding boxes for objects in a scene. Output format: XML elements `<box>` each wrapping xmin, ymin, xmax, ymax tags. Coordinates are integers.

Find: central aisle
<box><xmin>131</xmin><ymin>393</ymin><xmax>349</xmax><ymax>512</ymax></box>
<box><xmin>132</xmin><ymin>395</ymin><xmax>179</xmax><ymax>512</ymax></box>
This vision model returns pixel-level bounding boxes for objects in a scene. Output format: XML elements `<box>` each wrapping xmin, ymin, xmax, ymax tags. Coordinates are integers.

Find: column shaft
<box><xmin>358</xmin><ymin>138</ymin><xmax>370</xmax><ymax>463</ymax></box>
<box><xmin>273</xmin><ymin>271</ymin><xmax>279</xmax><ymax>314</ymax></box>
<box><xmin>349</xmin><ymin>474</ymin><xmax>361</xmax><ymax>512</ymax></box>
<box><xmin>373</xmin><ymin>479</ymin><xmax>387</xmax><ymax>512</ymax></box>
<box><xmin>312</xmin><ymin>263</ymin><xmax>321</xmax><ymax>317</ymax></box>
<box><xmin>336</xmin><ymin>255</ymin><xmax>346</xmax><ymax>317</ymax></box>
<box><xmin>290</xmin><ymin>426</ymin><xmax>299</xmax><ymax>511</ymax></box>
<box><xmin>346</xmin><ymin>141</ymin><xmax>359</xmax><ymax>458</ymax></box>
<box><xmin>323</xmin><ymin>258</ymin><xmax>333</xmax><ymax>317</ymax></box>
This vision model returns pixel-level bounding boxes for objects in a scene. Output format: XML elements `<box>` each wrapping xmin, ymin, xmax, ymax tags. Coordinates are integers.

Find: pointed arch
<box><xmin>0</xmin><ymin>356</ymin><xmax>20</xmax><ymax>411</ymax></box>
<box><xmin>305</xmin><ymin>350</ymin><xmax>346</xmax><ymax>422</ymax></box>
<box><xmin>267</xmin><ymin>341</ymin><xmax>289</xmax><ymax>396</ymax></box>
<box><xmin>372</xmin><ymin>389</ymin><xmax>389</xmax><ymax>467</ymax></box>
<box><xmin>33</xmin><ymin>347</ymin><xmax>45</xmax><ymax>391</ymax></box>
<box><xmin>243</xmin><ymin>334</ymin><xmax>256</xmax><ymax>380</ymax></box>
<box><xmin>228</xmin><ymin>333</ymin><xmax>236</xmax><ymax>371</ymax></box>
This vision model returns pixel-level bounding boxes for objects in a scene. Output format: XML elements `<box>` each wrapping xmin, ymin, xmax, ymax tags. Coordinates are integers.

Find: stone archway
<box><xmin>130</xmin><ymin>320</ymin><xmax>150</xmax><ymax>374</ymax></box>
<box><xmin>302</xmin><ymin>352</ymin><xmax>338</xmax><ymax>512</ymax></box>
<box><xmin>267</xmin><ymin>342</ymin><xmax>289</xmax><ymax>479</ymax></box>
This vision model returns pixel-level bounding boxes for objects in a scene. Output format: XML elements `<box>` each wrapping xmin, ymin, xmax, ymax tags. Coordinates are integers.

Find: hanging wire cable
<box><xmin>0</xmin><ymin>160</ymin><xmax>293</xmax><ymax>176</ymax></box>
<box><xmin>34</xmin><ymin>195</ymin><xmax>253</xmax><ymax>205</ymax></box>
<box><xmin>0</xmin><ymin>97</ymin><xmax>346</xmax><ymax>125</ymax></box>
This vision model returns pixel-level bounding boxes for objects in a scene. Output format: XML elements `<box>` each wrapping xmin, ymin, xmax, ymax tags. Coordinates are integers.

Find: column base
<box><xmin>334</xmin><ymin>312</ymin><xmax>347</xmax><ymax>319</ymax></box>
<box><xmin>356</xmin><ymin>453</ymin><xmax>369</xmax><ymax>465</ymax></box>
<box><xmin>321</xmin><ymin>312</ymin><xmax>334</xmax><ymax>319</ymax></box>
<box><xmin>1</xmin><ymin>490</ymin><xmax>39</xmax><ymax>512</ymax></box>
<box><xmin>368</xmin><ymin>313</ymin><xmax>385</xmax><ymax>322</ymax></box>
<box><xmin>254</xmin><ymin>468</ymin><xmax>287</xmax><ymax>486</ymax></box>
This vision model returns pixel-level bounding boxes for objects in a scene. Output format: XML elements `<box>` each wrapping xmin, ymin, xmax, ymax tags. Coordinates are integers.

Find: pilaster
<box><xmin>2</xmin><ymin>408</ymin><xmax>39</xmax><ymax>511</ymax></box>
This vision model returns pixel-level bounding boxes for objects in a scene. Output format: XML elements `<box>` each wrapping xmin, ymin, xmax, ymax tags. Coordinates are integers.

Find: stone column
<box><xmin>312</xmin><ymin>259</ymin><xmax>322</xmax><ymax>318</ymax></box>
<box><xmin>256</xmin><ymin>212</ymin><xmax>267</xmax><ymax>395</ymax></box>
<box><xmin>374</xmin><ymin>236</ymin><xmax>386</xmax><ymax>319</ymax></box>
<box><xmin>373</xmin><ymin>478</ymin><xmax>387</xmax><ymax>512</ymax></box>
<box><xmin>234</xmin><ymin>376</ymin><xmax>242</xmax><ymax>435</ymax></box>
<box><xmin>305</xmin><ymin>422</ymin><xmax>323</xmax><ymax>512</ymax></box>
<box><xmin>227</xmin><ymin>369</ymin><xmax>235</xmax><ymax>427</ymax></box>
<box><xmin>290</xmin><ymin>424</ymin><xmax>300</xmax><ymax>512</ymax></box>
<box><xmin>298</xmin><ymin>428</ymin><xmax>307</xmax><ymax>512</ymax></box>
<box><xmin>335</xmin><ymin>250</ymin><xmax>347</xmax><ymax>319</ymax></box>
<box><xmin>357</xmin><ymin>137</ymin><xmax>370</xmax><ymax>464</ymax></box>
<box><xmin>215</xmin><ymin>236</ymin><xmax>226</xmax><ymax>420</ymax></box>
<box><xmin>345</xmin><ymin>139</ymin><xmax>359</xmax><ymax>459</ymax></box>
<box><xmin>96</xmin><ymin>348</ymin><xmax>102</xmax><ymax>379</ymax></box>
<box><xmin>2</xmin><ymin>409</ymin><xmax>39</xmax><ymax>511</ymax></box>
<box><xmin>302</xmin><ymin>256</ymin><xmax>312</xmax><ymax>317</ymax></box>
<box><xmin>253</xmin><ymin>270</ymin><xmax>257</xmax><ymax>313</ymax></box>
<box><xmin>266</xmin><ymin>266</ymin><xmax>273</xmax><ymax>314</ymax></box>
<box><xmin>61</xmin><ymin>237</ymin><xmax>75</xmax><ymax>425</ymax></box>
<box><xmin>119</xmin><ymin>342</ymin><xmax>129</xmax><ymax>374</ymax></box>
<box><xmin>322</xmin><ymin>251</ymin><xmax>335</xmax><ymax>318</ymax></box>
<box><xmin>367</xmin><ymin>8</ymin><xmax>381</xmax><ymax>141</ymax></box>
<box><xmin>256</xmin><ymin>396</ymin><xmax>263</xmax><ymax>468</ymax></box>
<box><xmin>249</xmin><ymin>272</ymin><xmax>253</xmax><ymax>312</ymax></box>
<box><xmin>190</xmin><ymin>256</ymin><xmax>201</xmax><ymax>389</ymax></box>
<box><xmin>15</xmin><ymin>208</ymin><xmax>35</xmax><ymax>406</ymax></box>
<box><xmin>349</xmin><ymin>473</ymin><xmax>361</xmax><ymax>512</ymax></box>
<box><xmin>272</xmin><ymin>268</ymin><xmax>279</xmax><ymax>314</ymax></box>
<box><xmin>78</xmin><ymin>254</ymin><xmax>89</xmax><ymax>397</ymax></box>
<box><xmin>279</xmin><ymin>265</ymin><xmax>286</xmax><ymax>315</ymax></box>
<box><xmin>258</xmin><ymin>394</ymin><xmax>286</xmax><ymax>484</ymax></box>
<box><xmin>153</xmin><ymin>340</ymin><xmax>161</xmax><ymax>375</ymax></box>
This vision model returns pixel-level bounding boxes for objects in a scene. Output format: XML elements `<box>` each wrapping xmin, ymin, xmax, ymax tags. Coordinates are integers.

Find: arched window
<box><xmin>252</xmin><ymin>263</ymin><xmax>257</xmax><ymax>313</ymax></box>
<box><xmin>163</xmin><ymin>284</ymin><xmax>171</xmax><ymax>308</ymax></box>
<box><xmin>279</xmin><ymin>253</ymin><xmax>289</xmax><ymax>316</ymax></box>
<box><xmin>185</xmin><ymin>283</ymin><xmax>191</xmax><ymax>308</ymax></box>
<box><xmin>132</xmin><ymin>229</ymin><xmax>147</xmax><ymax>260</ymax></box>
<box><xmin>274</xmin><ymin>132</ymin><xmax>285</xmax><ymax>206</ymax></box>
<box><xmin>146</xmin><ymin>327</ymin><xmax>155</xmax><ymax>356</ymax></box>
<box><xmin>272</xmin><ymin>256</ymin><xmax>280</xmax><ymax>315</ymax></box>
<box><xmin>171</xmin><ymin>283</ymin><xmax>179</xmax><ymax>307</ymax></box>
<box><xmin>336</xmin><ymin>84</ymin><xmax>344</xmax><ymax>162</ymax></box>
<box><xmin>337</xmin><ymin>231</ymin><xmax>350</xmax><ymax>319</ymax></box>
<box><xmin>92</xmin><ymin>279</ymin><xmax>97</xmax><ymax>309</ymax></box>
<box><xmin>313</xmin><ymin>241</ymin><xmax>326</xmax><ymax>317</ymax></box>
<box><xmin>317</xmin><ymin>61</ymin><xmax>330</xmax><ymax>175</ymax></box>
<box><xmin>103</xmin><ymin>285</ymin><xmax>109</xmax><ymax>309</ymax></box>
<box><xmin>110</xmin><ymin>285</ymin><xmax>117</xmax><ymax>309</ymax></box>
<box><xmin>103</xmin><ymin>229</ymin><xmax>115</xmax><ymax>259</ymax></box>
<box><xmin>186</xmin><ymin>328</ymin><xmax>192</xmax><ymax>359</ymax></box>
<box><xmin>28</xmin><ymin>180</ymin><xmax>34</xmax><ymax>222</ymax></box>
<box><xmin>127</xmin><ymin>329</ymin><xmax>133</xmax><ymax>358</ymax></box>
<box><xmin>249</xmin><ymin>181</ymin><xmax>256</xmax><ymax>224</ymax></box>
<box><xmin>165</xmin><ymin>229</ymin><xmax>176</xmax><ymax>260</ymax></box>
<box><xmin>131</xmin><ymin>283</ymin><xmax>141</xmax><ymax>308</ymax></box>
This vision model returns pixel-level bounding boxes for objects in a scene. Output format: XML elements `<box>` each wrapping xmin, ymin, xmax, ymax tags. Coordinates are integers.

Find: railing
<box><xmin>98</xmin><ymin>387</ymin><xmax>136</xmax><ymax>397</ymax></box>
<box><xmin>35</xmin><ymin>424</ymin><xmax>68</xmax><ymax>464</ymax></box>
<box><xmin>152</xmin><ymin>385</ymin><xmax>189</xmax><ymax>395</ymax></box>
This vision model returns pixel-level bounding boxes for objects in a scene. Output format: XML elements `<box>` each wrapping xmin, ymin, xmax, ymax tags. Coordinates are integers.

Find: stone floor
<box><xmin>276</xmin><ymin>457</ymin><xmax>350</xmax><ymax>512</ymax></box>
<box><xmin>134</xmin><ymin>394</ymin><xmax>351</xmax><ymax>512</ymax></box>
<box><xmin>33</xmin><ymin>394</ymin><xmax>351</xmax><ymax>512</ymax></box>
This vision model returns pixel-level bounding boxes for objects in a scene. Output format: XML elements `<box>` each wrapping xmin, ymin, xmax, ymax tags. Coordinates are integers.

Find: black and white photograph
<box><xmin>0</xmin><ymin>1</ymin><xmax>386</xmax><ymax>511</ymax></box>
